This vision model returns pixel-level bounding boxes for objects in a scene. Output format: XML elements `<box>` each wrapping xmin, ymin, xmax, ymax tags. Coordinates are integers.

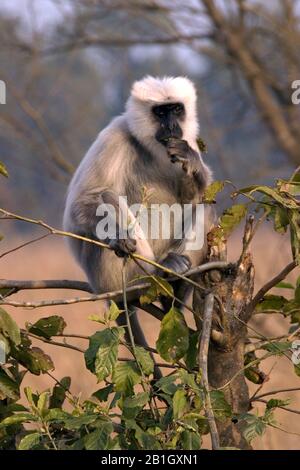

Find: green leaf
<box><xmin>220</xmin><ymin>204</ymin><xmax>247</xmax><ymax>237</ymax></box>
<box><xmin>203</xmin><ymin>181</ymin><xmax>225</xmax><ymax>203</ymax></box>
<box><xmin>123</xmin><ymin>392</ymin><xmax>149</xmax><ymax>409</ymax></box>
<box><xmin>37</xmin><ymin>391</ymin><xmax>49</xmax><ymax>416</ymax></box>
<box><xmin>244</xmin><ymin>366</ymin><xmax>265</xmax><ymax>384</ymax></box>
<box><xmin>295</xmin><ymin>286</ymin><xmax>300</xmax><ymax>303</ymax></box>
<box><xmin>181</xmin><ymin>430</ymin><xmax>201</xmax><ymax>450</ymax></box>
<box><xmin>45</xmin><ymin>408</ymin><xmax>69</xmax><ymax>422</ymax></box>
<box><xmin>294</xmin><ymin>364</ymin><xmax>300</xmax><ymax>377</ymax></box>
<box><xmin>289</xmin><ymin>209</ymin><xmax>300</xmax><ymax>262</ymax></box>
<box><xmin>0</xmin><ymin>308</ymin><xmax>21</xmax><ymax>345</ymax></box>
<box><xmin>156</xmin><ymin>306</ymin><xmax>189</xmax><ymax>362</ymax></box>
<box><xmin>255</xmin><ymin>294</ymin><xmax>288</xmax><ymax>313</ymax></box>
<box><xmin>12</xmin><ymin>346</ymin><xmax>54</xmax><ymax>375</ymax></box>
<box><xmin>0</xmin><ymin>413</ymin><xmax>37</xmax><ymax>428</ymax></box>
<box><xmin>237</xmin><ymin>185</ymin><xmax>299</xmax><ymax>209</ymax></box>
<box><xmin>92</xmin><ymin>384</ymin><xmax>113</xmax><ymax>403</ymax></box>
<box><xmin>64</xmin><ymin>414</ymin><xmax>98</xmax><ymax>430</ymax></box>
<box><xmin>24</xmin><ymin>386</ymin><xmax>35</xmax><ymax>406</ymax></box>
<box><xmin>196</xmin><ymin>137</ymin><xmax>207</xmax><ymax>153</ymax></box>
<box><xmin>155</xmin><ymin>375</ymin><xmax>178</xmax><ymax>395</ymax></box>
<box><xmin>135</xmin><ymin>346</ymin><xmax>154</xmax><ymax>375</ymax></box>
<box><xmin>49</xmin><ymin>377</ymin><xmax>71</xmax><ymax>409</ymax></box>
<box><xmin>242</xmin><ymin>414</ymin><xmax>266</xmax><ymax>443</ymax></box>
<box><xmin>178</xmin><ymin>369</ymin><xmax>199</xmax><ymax>391</ymax></box>
<box><xmin>275</xmin><ymin>281</ymin><xmax>294</xmax><ymax>290</ymax></box>
<box><xmin>84</xmin><ymin>327</ymin><xmax>124</xmax><ymax>381</ymax></box>
<box><xmin>140</xmin><ymin>276</ymin><xmax>173</xmax><ymax>305</ymax></box>
<box><xmin>122</xmin><ymin>392</ymin><xmax>149</xmax><ymax>420</ymax></box>
<box><xmin>262</xmin><ymin>341</ymin><xmax>292</xmax><ymax>355</ymax></box>
<box><xmin>277</xmin><ymin>179</ymin><xmax>300</xmax><ymax>196</ymax></box>
<box><xmin>0</xmin><ymin>162</ymin><xmax>8</xmax><ymax>178</ymax></box>
<box><xmin>107</xmin><ymin>301</ymin><xmax>123</xmax><ymax>321</ymax></box>
<box><xmin>113</xmin><ymin>361</ymin><xmax>142</xmax><ymax>396</ymax></box>
<box><xmin>184</xmin><ymin>332</ymin><xmax>199</xmax><ymax>370</ymax></box>
<box><xmin>266</xmin><ymin>398</ymin><xmax>291</xmax><ymax>410</ymax></box>
<box><xmin>18</xmin><ymin>432</ymin><xmax>40</xmax><ymax>450</ymax></box>
<box><xmin>210</xmin><ymin>391</ymin><xmax>232</xmax><ymax>420</ymax></box>
<box><xmin>173</xmin><ymin>389</ymin><xmax>187</xmax><ymax>420</ymax></box>
<box><xmin>27</xmin><ymin>316</ymin><xmax>66</xmax><ymax>339</ymax></box>
<box><xmin>244</xmin><ymin>352</ymin><xmax>265</xmax><ymax>384</ymax></box>
<box><xmin>273</xmin><ymin>207</ymin><xmax>289</xmax><ymax>234</ymax></box>
<box><xmin>88</xmin><ymin>314</ymin><xmax>105</xmax><ymax>324</ymax></box>
<box><xmin>84</xmin><ymin>422</ymin><xmax>113</xmax><ymax>450</ymax></box>
<box><xmin>85</xmin><ymin>327</ymin><xmax>123</xmax><ymax>381</ymax></box>
<box><xmin>0</xmin><ymin>368</ymin><xmax>20</xmax><ymax>401</ymax></box>
<box><xmin>134</xmin><ymin>426</ymin><xmax>161</xmax><ymax>450</ymax></box>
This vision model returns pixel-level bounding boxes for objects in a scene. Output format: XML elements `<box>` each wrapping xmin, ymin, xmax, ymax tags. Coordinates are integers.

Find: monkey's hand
<box><xmin>166</xmin><ymin>138</ymin><xmax>201</xmax><ymax>176</ymax></box>
<box><xmin>109</xmin><ymin>237</ymin><xmax>137</xmax><ymax>258</ymax></box>
<box><xmin>159</xmin><ymin>252</ymin><xmax>191</xmax><ymax>276</ymax></box>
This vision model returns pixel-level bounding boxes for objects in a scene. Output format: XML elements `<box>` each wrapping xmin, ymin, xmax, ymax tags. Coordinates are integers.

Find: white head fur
<box><xmin>125</xmin><ymin>76</ymin><xmax>199</xmax><ymax>153</ymax></box>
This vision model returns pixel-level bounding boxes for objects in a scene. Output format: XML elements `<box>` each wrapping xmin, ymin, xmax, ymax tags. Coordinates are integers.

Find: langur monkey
<box><xmin>63</xmin><ymin>76</ymin><xmax>213</xmax><ymax>361</ymax></box>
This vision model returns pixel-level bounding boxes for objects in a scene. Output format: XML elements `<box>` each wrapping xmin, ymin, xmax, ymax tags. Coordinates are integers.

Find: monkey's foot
<box><xmin>109</xmin><ymin>238</ymin><xmax>137</xmax><ymax>258</ymax></box>
<box><xmin>159</xmin><ymin>252</ymin><xmax>191</xmax><ymax>276</ymax></box>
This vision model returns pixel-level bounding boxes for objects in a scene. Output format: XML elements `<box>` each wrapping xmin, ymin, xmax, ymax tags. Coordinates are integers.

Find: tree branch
<box><xmin>252</xmin><ymin>387</ymin><xmax>300</xmax><ymax>401</ymax></box>
<box><xmin>245</xmin><ymin>260</ymin><xmax>297</xmax><ymax>316</ymax></box>
<box><xmin>0</xmin><ymin>279</ymin><xmax>93</xmax><ymax>293</ymax></box>
<box><xmin>199</xmin><ymin>293</ymin><xmax>220</xmax><ymax>450</ymax></box>
<box><xmin>253</xmin><ymin>398</ymin><xmax>300</xmax><ymax>416</ymax></box>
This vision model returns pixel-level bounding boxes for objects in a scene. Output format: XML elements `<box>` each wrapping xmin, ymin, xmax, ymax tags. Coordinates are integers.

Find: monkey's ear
<box><xmin>131</xmin><ymin>80</ymin><xmax>149</xmax><ymax>102</ymax></box>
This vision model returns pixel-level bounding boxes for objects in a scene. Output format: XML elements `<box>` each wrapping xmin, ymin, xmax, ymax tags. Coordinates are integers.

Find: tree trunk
<box><xmin>193</xmin><ymin>223</ymin><xmax>255</xmax><ymax>449</ymax></box>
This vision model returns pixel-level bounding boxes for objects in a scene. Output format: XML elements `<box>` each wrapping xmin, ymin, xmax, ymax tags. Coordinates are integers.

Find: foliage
<box><xmin>0</xmin><ymin>173</ymin><xmax>299</xmax><ymax>449</ymax></box>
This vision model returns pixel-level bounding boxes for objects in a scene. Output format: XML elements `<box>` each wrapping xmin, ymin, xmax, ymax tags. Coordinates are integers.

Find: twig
<box><xmin>199</xmin><ymin>293</ymin><xmax>220</xmax><ymax>450</ymax></box>
<box><xmin>216</xmin><ymin>352</ymin><xmax>272</xmax><ymax>391</ymax></box>
<box><xmin>0</xmin><ymin>284</ymin><xmax>150</xmax><ymax>308</ymax></box>
<box><xmin>43</xmin><ymin>33</ymin><xmax>212</xmax><ymax>55</ymax></box>
<box><xmin>0</xmin><ymin>279</ymin><xmax>92</xmax><ymax>293</ymax></box>
<box><xmin>268</xmin><ymin>423</ymin><xmax>300</xmax><ymax>438</ymax></box>
<box><xmin>0</xmin><ymin>207</ymin><xmax>229</xmax><ymax>292</ymax></box>
<box><xmin>254</xmin><ymin>398</ymin><xmax>300</xmax><ymax>416</ymax></box>
<box><xmin>25</xmin><ymin>331</ymin><xmax>85</xmax><ymax>353</ymax></box>
<box><xmin>245</xmin><ymin>338</ymin><xmax>290</xmax><ymax>354</ymax></box>
<box><xmin>0</xmin><ymin>261</ymin><xmax>230</xmax><ymax>308</ymax></box>
<box><xmin>252</xmin><ymin>387</ymin><xmax>300</xmax><ymax>401</ymax></box>
<box><xmin>0</xmin><ymin>233</ymin><xmax>51</xmax><ymax>259</ymax></box>
<box><xmin>245</xmin><ymin>261</ymin><xmax>297</xmax><ymax>316</ymax></box>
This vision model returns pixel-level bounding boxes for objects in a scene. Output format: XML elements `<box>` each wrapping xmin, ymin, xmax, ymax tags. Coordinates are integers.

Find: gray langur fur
<box><xmin>63</xmin><ymin>76</ymin><xmax>214</xmax><ymax>355</ymax></box>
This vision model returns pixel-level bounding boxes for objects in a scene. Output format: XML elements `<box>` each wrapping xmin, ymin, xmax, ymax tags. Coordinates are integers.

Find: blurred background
<box><xmin>0</xmin><ymin>0</ymin><xmax>300</xmax><ymax>449</ymax></box>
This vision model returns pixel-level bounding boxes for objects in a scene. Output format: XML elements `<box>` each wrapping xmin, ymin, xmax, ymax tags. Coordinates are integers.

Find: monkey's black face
<box><xmin>152</xmin><ymin>102</ymin><xmax>184</xmax><ymax>145</ymax></box>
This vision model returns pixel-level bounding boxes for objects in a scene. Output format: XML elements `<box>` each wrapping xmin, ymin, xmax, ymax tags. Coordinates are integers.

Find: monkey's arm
<box><xmin>68</xmin><ymin>188</ymin><xmax>138</xmax><ymax>257</ymax></box>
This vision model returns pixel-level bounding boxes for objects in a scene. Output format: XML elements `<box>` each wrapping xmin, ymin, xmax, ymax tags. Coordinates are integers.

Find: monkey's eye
<box><xmin>174</xmin><ymin>105</ymin><xmax>183</xmax><ymax>115</ymax></box>
<box><xmin>153</xmin><ymin>106</ymin><xmax>165</xmax><ymax>117</ymax></box>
